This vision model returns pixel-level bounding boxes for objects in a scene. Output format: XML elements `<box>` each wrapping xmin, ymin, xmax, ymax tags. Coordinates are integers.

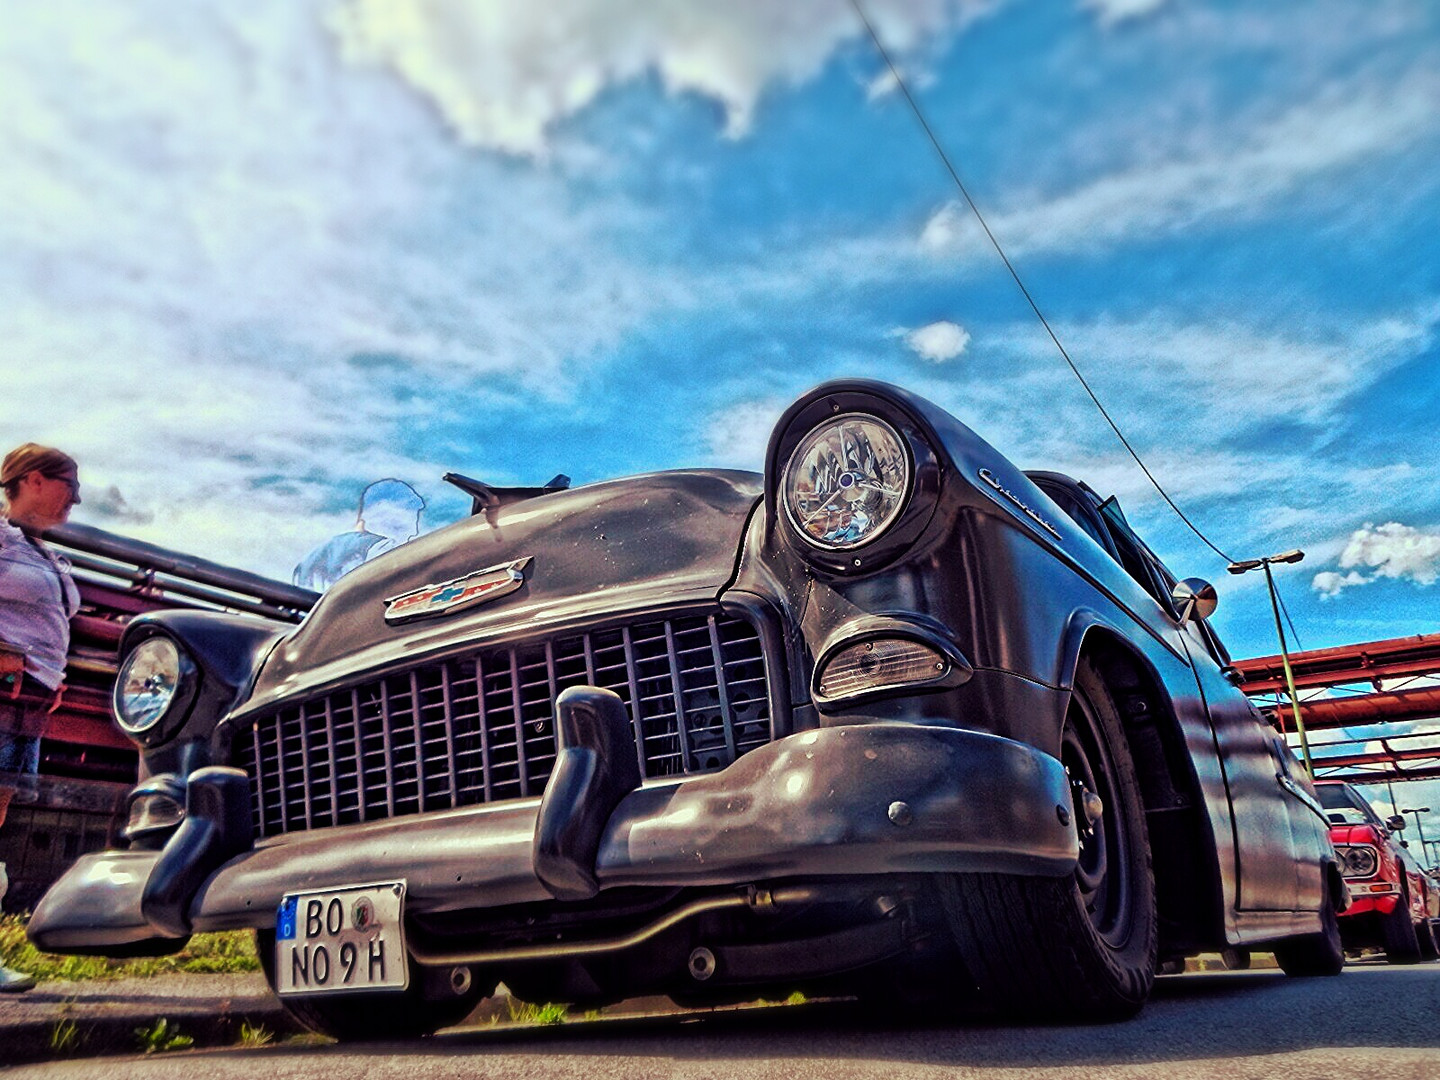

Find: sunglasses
<box><xmin>40</xmin><ymin>470</ymin><xmax>82</xmax><ymax>503</ymax></box>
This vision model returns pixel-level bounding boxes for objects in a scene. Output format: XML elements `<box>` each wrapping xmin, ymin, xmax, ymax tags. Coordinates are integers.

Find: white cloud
<box><xmin>918</xmin><ymin>202</ymin><xmax>986</xmax><ymax>255</ymax></box>
<box><xmin>702</xmin><ymin>399</ymin><xmax>787</xmax><ymax>471</ymax></box>
<box><xmin>0</xmin><ymin>1</ymin><xmax>688</xmax><ymax>577</ymax></box>
<box><xmin>1133</xmin><ymin>311</ymin><xmax>1426</xmax><ymax>420</ymax></box>
<box><xmin>911</xmin><ymin>305</ymin><xmax>1438</xmax><ymax>462</ymax></box>
<box><xmin>866</xmin><ymin>68</ymin><xmax>900</xmax><ymax>102</ymax></box>
<box><xmin>1344</xmin><ymin>522</ymin><xmax>1440</xmax><ymax>581</ymax></box>
<box><xmin>1080</xmin><ymin>0</ymin><xmax>1170</xmax><ymax>26</ymax></box>
<box><xmin>328</xmin><ymin>0</ymin><xmax>989</xmax><ymax>155</ymax></box>
<box><xmin>903</xmin><ymin>320</ymin><xmax>971</xmax><ymax>363</ymax></box>
<box><xmin>1312</xmin><ymin>522</ymin><xmax>1440</xmax><ymax>599</ymax></box>
<box><xmin>1313</xmin><ymin>570</ymin><xmax>1371</xmax><ymax>599</ymax></box>
<box><xmin>918</xmin><ymin>68</ymin><xmax>1440</xmax><ymax>260</ymax></box>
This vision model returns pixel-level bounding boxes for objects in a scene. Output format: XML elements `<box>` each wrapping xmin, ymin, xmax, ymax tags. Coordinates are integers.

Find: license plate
<box><xmin>275</xmin><ymin>881</ymin><xmax>409</xmax><ymax>995</ymax></box>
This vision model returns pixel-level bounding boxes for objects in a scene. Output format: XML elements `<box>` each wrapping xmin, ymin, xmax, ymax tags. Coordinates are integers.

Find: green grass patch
<box><xmin>236</xmin><ymin>1020</ymin><xmax>273</xmax><ymax>1048</ymax></box>
<box><xmin>134</xmin><ymin>1017</ymin><xmax>193</xmax><ymax>1054</ymax></box>
<box><xmin>506</xmin><ymin>999</ymin><xmax>569</xmax><ymax>1026</ymax></box>
<box><xmin>49</xmin><ymin>1018</ymin><xmax>83</xmax><ymax>1055</ymax></box>
<box><xmin>0</xmin><ymin>914</ymin><xmax>259</xmax><ymax>982</ymax></box>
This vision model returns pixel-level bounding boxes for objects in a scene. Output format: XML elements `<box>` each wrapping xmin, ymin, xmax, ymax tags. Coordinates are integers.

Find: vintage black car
<box><xmin>29</xmin><ymin>380</ymin><xmax>1344</xmax><ymax>1032</ymax></box>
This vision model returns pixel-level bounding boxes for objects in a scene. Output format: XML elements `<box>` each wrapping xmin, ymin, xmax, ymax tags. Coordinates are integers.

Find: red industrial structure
<box><xmin>1233</xmin><ymin>633</ymin><xmax>1440</xmax><ymax>784</ymax></box>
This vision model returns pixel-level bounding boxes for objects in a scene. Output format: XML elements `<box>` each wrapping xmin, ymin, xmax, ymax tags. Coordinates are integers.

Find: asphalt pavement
<box><xmin>1</xmin><ymin>965</ymin><xmax>1439</xmax><ymax>1080</ymax></box>
<box><xmin>5</xmin><ymin>962</ymin><xmax>1440</xmax><ymax>1076</ymax></box>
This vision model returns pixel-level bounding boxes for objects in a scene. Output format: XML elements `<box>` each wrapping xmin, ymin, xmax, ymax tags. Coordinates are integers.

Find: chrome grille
<box><xmin>236</xmin><ymin>612</ymin><xmax>773</xmax><ymax>837</ymax></box>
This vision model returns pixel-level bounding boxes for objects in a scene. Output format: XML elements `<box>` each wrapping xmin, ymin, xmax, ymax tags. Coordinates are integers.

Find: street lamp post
<box><xmin>1401</xmin><ymin>807</ymin><xmax>1431</xmax><ymax>866</ymax></box>
<box><xmin>1228</xmin><ymin>549</ymin><xmax>1314</xmax><ymax>777</ymax></box>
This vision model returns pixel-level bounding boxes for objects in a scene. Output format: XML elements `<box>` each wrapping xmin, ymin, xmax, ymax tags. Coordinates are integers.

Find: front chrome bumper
<box><xmin>29</xmin><ymin>721</ymin><xmax>1077</xmax><ymax>953</ymax></box>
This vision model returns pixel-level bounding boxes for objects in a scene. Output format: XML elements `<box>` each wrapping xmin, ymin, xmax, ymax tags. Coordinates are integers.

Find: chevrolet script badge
<box><xmin>383</xmin><ymin>557</ymin><xmax>531</xmax><ymax>623</ymax></box>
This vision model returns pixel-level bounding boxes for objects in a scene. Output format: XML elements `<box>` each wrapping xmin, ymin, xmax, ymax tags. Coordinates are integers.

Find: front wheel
<box><xmin>941</xmin><ymin>657</ymin><xmax>1157</xmax><ymax>1022</ymax></box>
<box><xmin>1381</xmin><ymin>888</ymin><xmax>1423</xmax><ymax>964</ymax></box>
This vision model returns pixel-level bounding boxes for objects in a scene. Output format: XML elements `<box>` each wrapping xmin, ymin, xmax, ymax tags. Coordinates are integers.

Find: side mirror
<box><xmin>1171</xmin><ymin>578</ymin><xmax>1218</xmax><ymax>624</ymax></box>
<box><xmin>1388</xmin><ymin>815</ymin><xmax>1407</xmax><ymax>832</ymax></box>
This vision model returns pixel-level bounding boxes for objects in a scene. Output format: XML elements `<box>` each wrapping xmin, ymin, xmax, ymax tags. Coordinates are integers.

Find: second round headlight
<box><xmin>1340</xmin><ymin>845</ymin><xmax>1379</xmax><ymax>878</ymax></box>
<box><xmin>114</xmin><ymin>636</ymin><xmax>186</xmax><ymax>734</ymax></box>
<box><xmin>783</xmin><ymin>413</ymin><xmax>911</xmax><ymax>550</ymax></box>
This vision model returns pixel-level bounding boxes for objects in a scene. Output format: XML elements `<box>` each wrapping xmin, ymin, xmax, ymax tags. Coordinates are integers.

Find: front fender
<box><xmin>118</xmin><ymin>610</ymin><xmax>287</xmax><ymax>773</ymax></box>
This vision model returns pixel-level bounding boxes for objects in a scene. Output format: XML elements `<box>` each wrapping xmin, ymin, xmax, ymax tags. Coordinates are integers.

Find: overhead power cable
<box><xmin>848</xmin><ymin>0</ymin><xmax>1235</xmax><ymax>566</ymax></box>
<box><xmin>1272</xmin><ymin>574</ymin><xmax>1306</xmax><ymax>652</ymax></box>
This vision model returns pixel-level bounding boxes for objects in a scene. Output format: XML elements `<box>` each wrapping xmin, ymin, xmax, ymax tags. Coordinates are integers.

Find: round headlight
<box><xmin>783</xmin><ymin>414</ymin><xmax>912</xmax><ymax>550</ymax></box>
<box><xmin>1341</xmin><ymin>845</ymin><xmax>1379</xmax><ymax>878</ymax></box>
<box><xmin>114</xmin><ymin>637</ymin><xmax>185</xmax><ymax>733</ymax></box>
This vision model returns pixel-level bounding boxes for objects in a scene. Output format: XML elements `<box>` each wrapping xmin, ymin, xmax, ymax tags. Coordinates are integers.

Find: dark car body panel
<box><xmin>31</xmin><ymin>378</ymin><xmax>1335</xmax><ymax>975</ymax></box>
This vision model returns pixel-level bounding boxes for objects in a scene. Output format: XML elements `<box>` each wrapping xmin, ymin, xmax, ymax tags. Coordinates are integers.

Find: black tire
<box><xmin>1274</xmin><ymin>874</ymin><xmax>1344</xmax><ymax>977</ymax></box>
<box><xmin>1417</xmin><ymin>916</ymin><xmax>1439</xmax><ymax>961</ymax></box>
<box><xmin>941</xmin><ymin>657</ymin><xmax>1156</xmax><ymax>1022</ymax></box>
<box><xmin>1381</xmin><ymin>887</ymin><xmax>1423</xmax><ymax>964</ymax></box>
<box><xmin>1219</xmin><ymin>947</ymin><xmax>1251</xmax><ymax>971</ymax></box>
<box><xmin>256</xmin><ymin>929</ymin><xmax>485</xmax><ymax>1041</ymax></box>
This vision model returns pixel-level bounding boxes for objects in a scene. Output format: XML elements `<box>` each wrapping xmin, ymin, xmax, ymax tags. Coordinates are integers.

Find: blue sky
<box><xmin>4</xmin><ymin>0</ymin><xmax>1439</xmax><ymax>667</ymax></box>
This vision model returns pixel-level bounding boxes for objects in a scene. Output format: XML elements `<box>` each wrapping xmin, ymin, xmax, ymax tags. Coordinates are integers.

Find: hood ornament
<box><xmin>383</xmin><ymin>557</ymin><xmax>532</xmax><ymax>623</ymax></box>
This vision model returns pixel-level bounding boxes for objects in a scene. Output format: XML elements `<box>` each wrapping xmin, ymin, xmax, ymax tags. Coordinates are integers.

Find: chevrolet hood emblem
<box><xmin>383</xmin><ymin>557</ymin><xmax>531</xmax><ymax>623</ymax></box>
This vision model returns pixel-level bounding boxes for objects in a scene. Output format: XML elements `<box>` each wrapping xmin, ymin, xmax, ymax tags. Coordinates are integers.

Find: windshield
<box><xmin>1316</xmin><ymin>783</ymin><xmax>1376</xmax><ymax>825</ymax></box>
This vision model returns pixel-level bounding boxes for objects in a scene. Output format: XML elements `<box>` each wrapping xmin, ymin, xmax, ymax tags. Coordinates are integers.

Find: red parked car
<box><xmin>1315</xmin><ymin>780</ymin><xmax>1437</xmax><ymax>963</ymax></box>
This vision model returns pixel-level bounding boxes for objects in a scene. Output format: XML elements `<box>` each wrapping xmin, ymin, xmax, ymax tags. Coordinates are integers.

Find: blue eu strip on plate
<box><xmin>276</xmin><ymin>896</ymin><xmax>297</xmax><ymax>941</ymax></box>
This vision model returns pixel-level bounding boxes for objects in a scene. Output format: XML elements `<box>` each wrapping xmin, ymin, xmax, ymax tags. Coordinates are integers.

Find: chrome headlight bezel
<box><xmin>768</xmin><ymin>390</ymin><xmax>943</xmax><ymax>576</ymax></box>
<box><xmin>782</xmin><ymin>413</ymin><xmax>914</xmax><ymax>552</ymax></box>
<box><xmin>1339</xmin><ymin>844</ymin><xmax>1380</xmax><ymax>879</ymax></box>
<box><xmin>113</xmin><ymin>634</ymin><xmax>199</xmax><ymax>739</ymax></box>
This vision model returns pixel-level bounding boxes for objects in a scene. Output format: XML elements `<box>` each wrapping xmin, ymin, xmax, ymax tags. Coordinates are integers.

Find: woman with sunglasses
<box><xmin>0</xmin><ymin>443</ymin><xmax>81</xmax><ymax>993</ymax></box>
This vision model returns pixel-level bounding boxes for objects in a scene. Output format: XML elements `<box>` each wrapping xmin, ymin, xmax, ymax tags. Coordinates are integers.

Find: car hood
<box><xmin>1329</xmin><ymin>824</ymin><xmax>1384</xmax><ymax>847</ymax></box>
<box><xmin>243</xmin><ymin>469</ymin><xmax>762</xmax><ymax>713</ymax></box>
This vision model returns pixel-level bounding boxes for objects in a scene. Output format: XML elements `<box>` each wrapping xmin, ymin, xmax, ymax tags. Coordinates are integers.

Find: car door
<box><xmin>1093</xmin><ymin>498</ymin><xmax>1302</xmax><ymax>912</ymax></box>
<box><xmin>1267</xmin><ymin>725</ymin><xmax>1328</xmax><ymax>914</ymax></box>
<box><xmin>1183</xmin><ymin>633</ymin><xmax>1302</xmax><ymax>911</ymax></box>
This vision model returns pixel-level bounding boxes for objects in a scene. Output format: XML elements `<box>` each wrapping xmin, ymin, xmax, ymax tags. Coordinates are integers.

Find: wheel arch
<box><xmin>1068</xmin><ymin>621</ymin><xmax>1227</xmax><ymax>954</ymax></box>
